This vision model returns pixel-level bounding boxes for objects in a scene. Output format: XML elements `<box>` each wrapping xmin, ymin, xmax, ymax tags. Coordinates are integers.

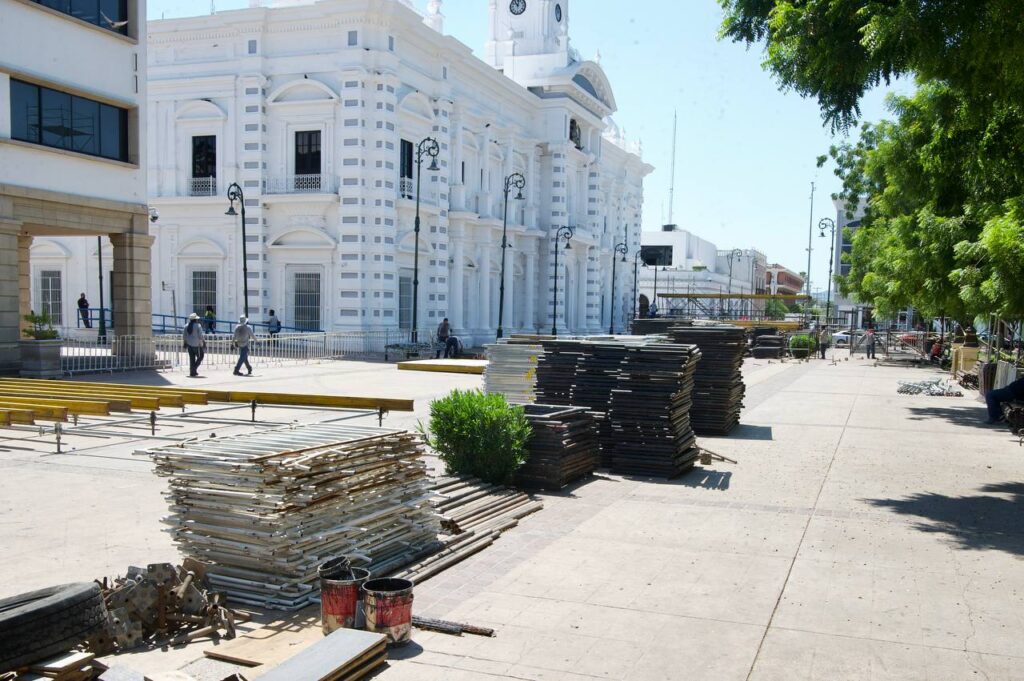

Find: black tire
<box><xmin>0</xmin><ymin>583</ymin><xmax>107</xmax><ymax>672</ymax></box>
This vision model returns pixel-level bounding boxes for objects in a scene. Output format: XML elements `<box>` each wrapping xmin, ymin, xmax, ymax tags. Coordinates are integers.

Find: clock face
<box><xmin>555</xmin><ymin>3</ymin><xmax>562</xmax><ymax>22</ymax></box>
<box><xmin>510</xmin><ymin>0</ymin><xmax>526</xmax><ymax>16</ymax></box>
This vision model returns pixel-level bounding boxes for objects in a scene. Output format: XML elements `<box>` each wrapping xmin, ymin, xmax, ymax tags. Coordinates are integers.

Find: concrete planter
<box><xmin>19</xmin><ymin>340</ymin><xmax>63</xmax><ymax>379</ymax></box>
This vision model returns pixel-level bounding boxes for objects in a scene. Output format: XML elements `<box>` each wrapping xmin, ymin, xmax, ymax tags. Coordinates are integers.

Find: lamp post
<box><xmin>819</xmin><ymin>217</ymin><xmax>837</xmax><ymax>326</ymax></box>
<box><xmin>225</xmin><ymin>183</ymin><xmax>249</xmax><ymax>318</ymax></box>
<box><xmin>727</xmin><ymin>248</ymin><xmax>742</xmax><ymax>319</ymax></box>
<box><xmin>551</xmin><ymin>225</ymin><xmax>574</xmax><ymax>336</ymax></box>
<box><xmin>632</xmin><ymin>250</ymin><xmax>643</xmax><ymax>321</ymax></box>
<box><xmin>609</xmin><ymin>242</ymin><xmax>628</xmax><ymax>334</ymax></box>
<box><xmin>497</xmin><ymin>172</ymin><xmax>526</xmax><ymax>340</ymax></box>
<box><xmin>411</xmin><ymin>137</ymin><xmax>441</xmax><ymax>342</ymax></box>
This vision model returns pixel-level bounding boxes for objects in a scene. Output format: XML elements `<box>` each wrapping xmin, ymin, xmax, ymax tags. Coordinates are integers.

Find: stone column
<box><xmin>502</xmin><ymin>245</ymin><xmax>514</xmax><ymax>333</ymax></box>
<box><xmin>450</xmin><ymin>107</ymin><xmax>465</xmax><ymax>211</ymax></box>
<box><xmin>450</xmin><ymin>231</ymin><xmax>465</xmax><ymax>331</ymax></box>
<box><xmin>477</xmin><ymin>245</ymin><xmax>491</xmax><ymax>333</ymax></box>
<box><xmin>109</xmin><ymin>226</ymin><xmax>155</xmax><ymax>341</ymax></box>
<box><xmin>524</xmin><ymin>250</ymin><xmax>536</xmax><ymax>332</ymax></box>
<box><xmin>577</xmin><ymin>252</ymin><xmax>588</xmax><ymax>330</ymax></box>
<box><xmin>0</xmin><ymin>221</ymin><xmax>24</xmax><ymax>372</ymax></box>
<box><xmin>18</xmin><ymin>235</ymin><xmax>32</xmax><ymax>323</ymax></box>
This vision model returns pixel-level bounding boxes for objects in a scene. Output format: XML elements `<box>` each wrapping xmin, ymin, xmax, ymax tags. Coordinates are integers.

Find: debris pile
<box><xmin>752</xmin><ymin>334</ymin><xmax>786</xmax><ymax>359</ymax></box>
<box><xmin>958</xmin><ymin>371</ymin><xmax>980</xmax><ymax>391</ymax></box>
<box><xmin>148</xmin><ymin>423</ymin><xmax>440</xmax><ymax>610</ymax></box>
<box><xmin>665</xmin><ymin>325</ymin><xmax>747</xmax><ymax>434</ymax></box>
<box><xmin>517</xmin><ymin>404</ymin><xmax>600</xmax><ymax>489</ymax></box>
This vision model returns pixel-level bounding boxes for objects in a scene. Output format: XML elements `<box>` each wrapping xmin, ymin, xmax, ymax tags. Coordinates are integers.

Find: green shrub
<box><xmin>22</xmin><ymin>312</ymin><xmax>59</xmax><ymax>340</ymax></box>
<box><xmin>789</xmin><ymin>334</ymin><xmax>818</xmax><ymax>351</ymax></box>
<box><xmin>419</xmin><ymin>389</ymin><xmax>531</xmax><ymax>485</ymax></box>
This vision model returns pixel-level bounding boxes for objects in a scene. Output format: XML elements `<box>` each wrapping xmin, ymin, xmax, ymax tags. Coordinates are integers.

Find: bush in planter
<box><xmin>22</xmin><ymin>312</ymin><xmax>59</xmax><ymax>341</ymax></box>
<box><xmin>789</xmin><ymin>334</ymin><xmax>817</xmax><ymax>355</ymax></box>
<box><xmin>419</xmin><ymin>389</ymin><xmax>531</xmax><ymax>485</ymax></box>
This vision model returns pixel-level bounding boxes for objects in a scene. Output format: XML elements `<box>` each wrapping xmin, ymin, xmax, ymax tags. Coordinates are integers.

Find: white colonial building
<box><xmin>131</xmin><ymin>0</ymin><xmax>651</xmax><ymax>344</ymax></box>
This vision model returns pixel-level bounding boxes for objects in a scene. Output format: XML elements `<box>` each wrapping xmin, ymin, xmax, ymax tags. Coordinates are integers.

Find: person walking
<box><xmin>77</xmin><ymin>293</ymin><xmax>92</xmax><ymax>328</ymax></box>
<box><xmin>203</xmin><ymin>305</ymin><xmax>217</xmax><ymax>334</ymax></box>
<box><xmin>818</xmin><ymin>327</ymin><xmax>832</xmax><ymax>360</ymax></box>
<box><xmin>183</xmin><ymin>313</ymin><xmax>206</xmax><ymax>378</ymax></box>
<box><xmin>233</xmin><ymin>315</ymin><xmax>255</xmax><ymax>376</ymax></box>
<box><xmin>866</xmin><ymin>327</ymin><xmax>877</xmax><ymax>359</ymax></box>
<box><xmin>985</xmin><ymin>376</ymin><xmax>1024</xmax><ymax>424</ymax></box>
<box><xmin>436</xmin><ymin>318</ymin><xmax>451</xmax><ymax>359</ymax></box>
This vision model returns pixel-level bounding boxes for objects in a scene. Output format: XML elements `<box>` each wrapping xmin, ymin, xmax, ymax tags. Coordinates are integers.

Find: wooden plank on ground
<box><xmin>397</xmin><ymin>359</ymin><xmax>488</xmax><ymax>375</ymax></box>
<box><xmin>0</xmin><ymin>407</ymin><xmax>35</xmax><ymax>425</ymax></box>
<box><xmin>0</xmin><ymin>390</ymin><xmax>129</xmax><ymax>413</ymax></box>
<box><xmin>29</xmin><ymin>650</ymin><xmax>95</xmax><ymax>674</ymax></box>
<box><xmin>225</xmin><ymin>391</ymin><xmax>415</xmax><ymax>412</ymax></box>
<box><xmin>252</xmin><ymin>628</ymin><xmax>387</xmax><ymax>681</ymax></box>
<box><xmin>204</xmin><ymin>616</ymin><xmax>323</xmax><ymax>667</ymax></box>
<box><xmin>1</xmin><ymin>383</ymin><xmax>184</xmax><ymax>408</ymax></box>
<box><xmin>0</xmin><ymin>402</ymin><xmax>67</xmax><ymax>421</ymax></box>
<box><xmin>0</xmin><ymin>395</ymin><xmax>112</xmax><ymax>415</ymax></box>
<box><xmin>0</xmin><ymin>379</ymin><xmax>209</xmax><ymax>405</ymax></box>
<box><xmin>0</xmin><ymin>386</ymin><xmax>160</xmax><ymax>410</ymax></box>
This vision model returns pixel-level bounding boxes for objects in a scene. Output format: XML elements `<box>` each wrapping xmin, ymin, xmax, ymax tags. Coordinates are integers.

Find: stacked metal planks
<box><xmin>608</xmin><ymin>343</ymin><xmax>702</xmax><ymax>477</ymax></box>
<box><xmin>516</xmin><ymin>404</ymin><xmax>600</xmax><ymax>490</ymax></box>
<box><xmin>483</xmin><ymin>341</ymin><xmax>543</xmax><ymax>404</ymax></box>
<box><xmin>146</xmin><ymin>423</ymin><xmax>440</xmax><ymax>610</ymax></box>
<box><xmin>665</xmin><ymin>324</ymin><xmax>747</xmax><ymax>435</ymax></box>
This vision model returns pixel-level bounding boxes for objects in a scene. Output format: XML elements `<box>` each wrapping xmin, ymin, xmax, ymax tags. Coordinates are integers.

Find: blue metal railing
<box><xmin>151</xmin><ymin>313</ymin><xmax>322</xmax><ymax>336</ymax></box>
<box><xmin>76</xmin><ymin>308</ymin><xmax>113</xmax><ymax>329</ymax></box>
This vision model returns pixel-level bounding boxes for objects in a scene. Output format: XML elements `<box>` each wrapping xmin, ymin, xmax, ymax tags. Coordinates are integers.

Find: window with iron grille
<box><xmin>191</xmin><ymin>270</ymin><xmax>217</xmax><ymax>315</ymax></box>
<box><xmin>192</xmin><ymin>135</ymin><xmax>216</xmax><ymax>178</ymax></box>
<box><xmin>398</xmin><ymin>271</ymin><xmax>413</xmax><ymax>330</ymax></box>
<box><xmin>39</xmin><ymin>270</ymin><xmax>63</xmax><ymax>326</ymax></box>
<box><xmin>293</xmin><ymin>272</ymin><xmax>322</xmax><ymax>331</ymax></box>
<box><xmin>295</xmin><ymin>131</ymin><xmax>321</xmax><ymax>175</ymax></box>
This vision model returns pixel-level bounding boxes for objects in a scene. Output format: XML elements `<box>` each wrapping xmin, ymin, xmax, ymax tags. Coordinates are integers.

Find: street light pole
<box><xmin>412</xmin><ymin>137</ymin><xmax>441</xmax><ymax>343</ymax></box>
<box><xmin>805</xmin><ymin>181</ymin><xmax>815</xmax><ymax>328</ymax></box>
<box><xmin>225</xmin><ymin>183</ymin><xmax>249</xmax><ymax>318</ymax></box>
<box><xmin>632</xmin><ymin>250</ymin><xmax>642</xmax><ymax>322</ymax></box>
<box><xmin>609</xmin><ymin>242</ymin><xmax>628</xmax><ymax>334</ymax></box>
<box><xmin>551</xmin><ymin>226</ymin><xmax>574</xmax><ymax>336</ymax></box>
<box><xmin>497</xmin><ymin>172</ymin><xmax>526</xmax><ymax>340</ymax></box>
<box><xmin>819</xmin><ymin>217</ymin><xmax>837</xmax><ymax>326</ymax></box>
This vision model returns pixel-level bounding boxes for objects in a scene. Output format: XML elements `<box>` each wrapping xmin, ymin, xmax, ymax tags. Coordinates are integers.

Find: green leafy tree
<box><xmin>765</xmin><ymin>299</ymin><xmax>789</xmax><ymax>319</ymax></box>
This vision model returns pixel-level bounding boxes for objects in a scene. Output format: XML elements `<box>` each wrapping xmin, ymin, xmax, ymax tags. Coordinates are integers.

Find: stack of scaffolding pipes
<box><xmin>393</xmin><ymin>477</ymin><xmax>542</xmax><ymax>584</ymax></box>
<box><xmin>146</xmin><ymin>423</ymin><xmax>440</xmax><ymax>610</ymax></box>
<box><xmin>483</xmin><ymin>341</ymin><xmax>543</xmax><ymax>404</ymax></box>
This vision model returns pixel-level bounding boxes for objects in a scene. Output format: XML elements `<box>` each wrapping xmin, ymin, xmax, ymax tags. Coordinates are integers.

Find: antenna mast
<box><xmin>667</xmin><ymin>110</ymin><xmax>678</xmax><ymax>225</ymax></box>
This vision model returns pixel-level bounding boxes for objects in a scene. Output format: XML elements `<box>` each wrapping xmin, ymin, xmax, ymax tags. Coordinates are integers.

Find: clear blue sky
<box><xmin>148</xmin><ymin>0</ymin><xmax>909</xmax><ymax>287</ymax></box>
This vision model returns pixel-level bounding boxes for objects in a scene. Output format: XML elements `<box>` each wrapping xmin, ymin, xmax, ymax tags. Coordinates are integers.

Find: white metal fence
<box><xmin>58</xmin><ymin>329</ymin><xmax>439</xmax><ymax>375</ymax></box>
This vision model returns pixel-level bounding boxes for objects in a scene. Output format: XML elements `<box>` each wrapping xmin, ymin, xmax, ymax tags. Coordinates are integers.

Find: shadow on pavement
<box><xmin>726</xmin><ymin>424</ymin><xmax>773</xmax><ymax>441</ymax></box>
<box><xmin>905</xmin><ymin>404</ymin><xmax>994</xmax><ymax>430</ymax></box>
<box><xmin>865</xmin><ymin>482</ymin><xmax>1024</xmax><ymax>556</ymax></box>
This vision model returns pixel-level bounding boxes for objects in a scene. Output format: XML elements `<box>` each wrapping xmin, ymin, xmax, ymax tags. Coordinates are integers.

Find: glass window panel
<box><xmin>69</xmin><ymin>0</ymin><xmax>98</xmax><ymax>24</ymax></box>
<box><xmin>191</xmin><ymin>271</ymin><xmax>217</xmax><ymax>315</ymax></box>
<box><xmin>40</xmin><ymin>0</ymin><xmax>71</xmax><ymax>13</ymax></box>
<box><xmin>40</xmin><ymin>270</ymin><xmax>63</xmax><ymax>327</ymax></box>
<box><xmin>10</xmin><ymin>80</ymin><xmax>40</xmax><ymax>144</ymax></box>
<box><xmin>292</xmin><ymin>272</ymin><xmax>321</xmax><ymax>331</ymax></box>
<box><xmin>191</xmin><ymin>135</ymin><xmax>216</xmax><ymax>178</ymax></box>
<box><xmin>99</xmin><ymin>104</ymin><xmax>126</xmax><ymax>160</ymax></box>
<box><xmin>294</xmin><ymin>131</ymin><xmax>321</xmax><ymax>176</ymax></box>
<box><xmin>70</xmin><ymin>95</ymin><xmax>99</xmax><ymax>156</ymax></box>
<box><xmin>40</xmin><ymin>88</ymin><xmax>72</xmax><ymax>149</ymax></box>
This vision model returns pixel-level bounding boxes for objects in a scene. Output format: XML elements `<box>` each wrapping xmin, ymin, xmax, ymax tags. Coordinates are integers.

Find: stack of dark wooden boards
<box><xmin>516</xmin><ymin>405</ymin><xmax>601</xmax><ymax>489</ymax></box>
<box><xmin>663</xmin><ymin>325</ymin><xmax>747</xmax><ymax>435</ymax></box>
<box><xmin>534</xmin><ymin>339</ymin><xmax>703</xmax><ymax>477</ymax></box>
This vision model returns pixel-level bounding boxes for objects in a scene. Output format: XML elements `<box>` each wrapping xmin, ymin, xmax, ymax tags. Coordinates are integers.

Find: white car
<box><xmin>832</xmin><ymin>332</ymin><xmax>851</xmax><ymax>347</ymax></box>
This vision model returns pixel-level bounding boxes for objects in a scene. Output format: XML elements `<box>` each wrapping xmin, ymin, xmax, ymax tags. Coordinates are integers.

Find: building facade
<box><xmin>1</xmin><ymin>0</ymin><xmax>151</xmax><ymax>365</ymax></box>
<box><xmin>766</xmin><ymin>264</ymin><xmax>805</xmax><ymax>297</ymax></box>
<box><xmin>137</xmin><ymin>0</ymin><xmax>650</xmax><ymax>344</ymax></box>
<box><xmin>636</xmin><ymin>226</ymin><xmax>769</xmax><ymax>319</ymax></box>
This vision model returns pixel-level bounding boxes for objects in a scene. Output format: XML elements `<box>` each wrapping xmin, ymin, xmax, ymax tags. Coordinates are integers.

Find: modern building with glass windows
<box><xmin>0</xmin><ymin>0</ymin><xmax>151</xmax><ymax>366</ymax></box>
<box><xmin>144</xmin><ymin>0</ymin><xmax>651</xmax><ymax>342</ymax></box>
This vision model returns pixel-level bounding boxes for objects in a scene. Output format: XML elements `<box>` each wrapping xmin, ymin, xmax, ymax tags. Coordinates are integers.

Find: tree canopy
<box><xmin>719</xmin><ymin>1</ymin><xmax>1024</xmax><ymax>320</ymax></box>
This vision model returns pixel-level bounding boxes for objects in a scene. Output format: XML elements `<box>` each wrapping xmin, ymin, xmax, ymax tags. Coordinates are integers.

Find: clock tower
<box><xmin>485</xmin><ymin>0</ymin><xmax>571</xmax><ymax>74</ymax></box>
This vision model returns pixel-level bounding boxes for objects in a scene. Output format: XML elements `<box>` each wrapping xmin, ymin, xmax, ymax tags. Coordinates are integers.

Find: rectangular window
<box><xmin>36</xmin><ymin>0</ymin><xmax>127</xmax><ymax>34</ymax></box>
<box><xmin>292</xmin><ymin>272</ymin><xmax>321</xmax><ymax>331</ymax></box>
<box><xmin>191</xmin><ymin>135</ymin><xmax>216</xmax><ymax>178</ymax></box>
<box><xmin>191</xmin><ymin>271</ymin><xmax>217</xmax><ymax>316</ymax></box>
<box><xmin>400</xmin><ymin>139</ymin><xmax>414</xmax><ymax>179</ymax></box>
<box><xmin>347</xmin><ymin>30</ymin><xmax>358</xmax><ymax>46</ymax></box>
<box><xmin>294</xmin><ymin>130</ymin><xmax>321</xmax><ymax>176</ymax></box>
<box><xmin>10</xmin><ymin>79</ymin><xmax>128</xmax><ymax>161</ymax></box>
<box><xmin>388</xmin><ymin>36</ymin><xmax>395</xmax><ymax>51</ymax></box>
<box><xmin>247</xmin><ymin>39</ymin><xmax>257</xmax><ymax>54</ymax></box>
<box><xmin>39</xmin><ymin>270</ymin><xmax>63</xmax><ymax>326</ymax></box>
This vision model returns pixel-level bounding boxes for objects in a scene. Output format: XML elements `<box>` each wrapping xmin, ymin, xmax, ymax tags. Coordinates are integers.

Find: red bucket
<box><xmin>318</xmin><ymin>558</ymin><xmax>370</xmax><ymax>635</ymax></box>
<box><xmin>362</xmin><ymin>578</ymin><xmax>415</xmax><ymax>646</ymax></box>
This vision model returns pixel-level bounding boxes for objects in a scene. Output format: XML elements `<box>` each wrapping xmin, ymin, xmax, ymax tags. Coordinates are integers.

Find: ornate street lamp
<box><xmin>551</xmin><ymin>225</ymin><xmax>574</xmax><ymax>336</ymax></box>
<box><xmin>412</xmin><ymin>137</ymin><xmax>440</xmax><ymax>342</ymax></box>
<box><xmin>225</xmin><ymin>182</ymin><xmax>249</xmax><ymax>318</ymax></box>
<box><xmin>819</xmin><ymin>217</ymin><xmax>837</xmax><ymax>325</ymax></box>
<box><xmin>727</xmin><ymin>248</ymin><xmax>743</xmax><ymax>319</ymax></box>
<box><xmin>497</xmin><ymin>172</ymin><xmax>526</xmax><ymax>340</ymax></box>
<box><xmin>609</xmin><ymin>241</ymin><xmax>628</xmax><ymax>334</ymax></box>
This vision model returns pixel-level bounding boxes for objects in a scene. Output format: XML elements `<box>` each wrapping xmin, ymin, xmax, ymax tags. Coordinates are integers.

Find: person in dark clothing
<box><xmin>445</xmin><ymin>335</ymin><xmax>462</xmax><ymax>359</ymax></box>
<box><xmin>436</xmin><ymin>318</ymin><xmax>451</xmax><ymax>359</ymax></box>
<box><xmin>183</xmin><ymin>313</ymin><xmax>206</xmax><ymax>377</ymax></box>
<box><xmin>866</xmin><ymin>328</ymin><xmax>877</xmax><ymax>359</ymax></box>
<box><xmin>203</xmin><ymin>305</ymin><xmax>217</xmax><ymax>333</ymax></box>
<box><xmin>985</xmin><ymin>377</ymin><xmax>1024</xmax><ymax>424</ymax></box>
<box><xmin>78</xmin><ymin>293</ymin><xmax>91</xmax><ymax>328</ymax></box>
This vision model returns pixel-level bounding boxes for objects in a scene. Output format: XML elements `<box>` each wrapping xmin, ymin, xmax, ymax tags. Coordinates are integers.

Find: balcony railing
<box><xmin>264</xmin><ymin>174</ymin><xmax>336</xmax><ymax>195</ymax></box>
<box><xmin>400</xmin><ymin>178</ymin><xmax>415</xmax><ymax>200</ymax></box>
<box><xmin>188</xmin><ymin>177</ymin><xmax>217</xmax><ymax>197</ymax></box>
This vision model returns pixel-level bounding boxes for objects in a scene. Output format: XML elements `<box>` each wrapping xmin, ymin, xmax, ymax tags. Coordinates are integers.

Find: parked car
<box><xmin>832</xmin><ymin>331</ymin><xmax>851</xmax><ymax>347</ymax></box>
